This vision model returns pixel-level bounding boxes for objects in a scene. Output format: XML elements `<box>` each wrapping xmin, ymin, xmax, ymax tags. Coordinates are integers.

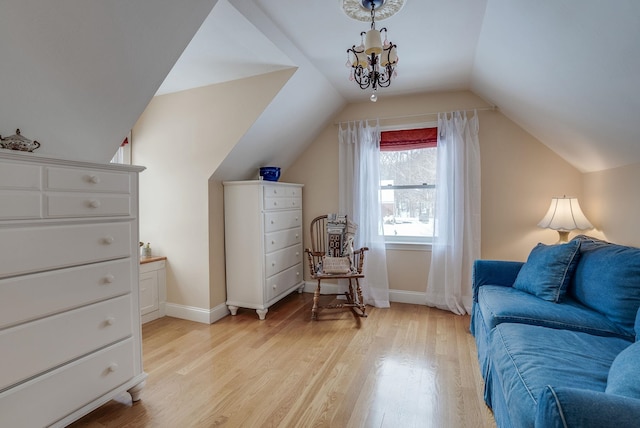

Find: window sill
<box><xmin>385</xmin><ymin>242</ymin><xmax>432</xmax><ymax>251</ymax></box>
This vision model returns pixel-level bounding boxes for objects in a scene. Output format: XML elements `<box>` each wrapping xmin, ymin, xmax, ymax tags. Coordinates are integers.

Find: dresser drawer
<box><xmin>265</xmin><ymin>245</ymin><xmax>302</xmax><ymax>278</ymax></box>
<box><xmin>0</xmin><ymin>161</ymin><xmax>40</xmax><ymax>190</ymax></box>
<box><xmin>0</xmin><ymin>259</ymin><xmax>132</xmax><ymax>329</ymax></box>
<box><xmin>264</xmin><ymin>209</ymin><xmax>302</xmax><ymax>233</ymax></box>
<box><xmin>0</xmin><ymin>338</ymin><xmax>135</xmax><ymax>428</ymax></box>
<box><xmin>46</xmin><ymin>166</ymin><xmax>130</xmax><ymax>193</ymax></box>
<box><xmin>46</xmin><ymin>193</ymin><xmax>131</xmax><ymax>217</ymax></box>
<box><xmin>265</xmin><ymin>227</ymin><xmax>302</xmax><ymax>253</ymax></box>
<box><xmin>0</xmin><ymin>222</ymin><xmax>131</xmax><ymax>278</ymax></box>
<box><xmin>266</xmin><ymin>263</ymin><xmax>302</xmax><ymax>300</ymax></box>
<box><xmin>0</xmin><ymin>190</ymin><xmax>41</xmax><ymax>219</ymax></box>
<box><xmin>264</xmin><ymin>196</ymin><xmax>301</xmax><ymax>211</ymax></box>
<box><xmin>263</xmin><ymin>185</ymin><xmax>301</xmax><ymax>198</ymax></box>
<box><xmin>0</xmin><ymin>295</ymin><xmax>133</xmax><ymax>391</ymax></box>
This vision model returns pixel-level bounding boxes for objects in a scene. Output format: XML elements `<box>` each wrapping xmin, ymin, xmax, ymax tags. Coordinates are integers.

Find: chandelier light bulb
<box><xmin>370</xmin><ymin>93</ymin><xmax>378</xmax><ymax>102</ymax></box>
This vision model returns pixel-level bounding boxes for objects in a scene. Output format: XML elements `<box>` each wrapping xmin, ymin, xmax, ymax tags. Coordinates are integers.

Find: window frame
<box><xmin>379</xmin><ymin>121</ymin><xmax>437</xmax><ymax>249</ymax></box>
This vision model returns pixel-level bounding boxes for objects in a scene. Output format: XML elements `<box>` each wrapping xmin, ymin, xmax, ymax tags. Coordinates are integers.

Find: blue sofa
<box><xmin>471</xmin><ymin>235</ymin><xmax>640</xmax><ymax>428</ymax></box>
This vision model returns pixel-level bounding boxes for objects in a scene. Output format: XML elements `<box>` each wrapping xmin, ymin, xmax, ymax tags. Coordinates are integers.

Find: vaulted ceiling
<box><xmin>163</xmin><ymin>0</ymin><xmax>640</xmax><ymax>174</ymax></box>
<box><xmin>3</xmin><ymin>0</ymin><xmax>640</xmax><ymax>174</ymax></box>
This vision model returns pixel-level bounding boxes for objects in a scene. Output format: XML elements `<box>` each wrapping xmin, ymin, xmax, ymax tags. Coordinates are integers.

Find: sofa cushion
<box><xmin>477</xmin><ymin>285</ymin><xmax>632</xmax><ymax>339</ymax></box>
<box><xmin>636</xmin><ymin>306</ymin><xmax>640</xmax><ymax>342</ymax></box>
<box><xmin>489</xmin><ymin>323</ymin><xmax>631</xmax><ymax>427</ymax></box>
<box><xmin>571</xmin><ymin>239</ymin><xmax>640</xmax><ymax>338</ymax></box>
<box><xmin>513</xmin><ymin>240</ymin><xmax>581</xmax><ymax>302</ymax></box>
<box><xmin>536</xmin><ymin>386</ymin><xmax>640</xmax><ymax>428</ymax></box>
<box><xmin>606</xmin><ymin>341</ymin><xmax>640</xmax><ymax>398</ymax></box>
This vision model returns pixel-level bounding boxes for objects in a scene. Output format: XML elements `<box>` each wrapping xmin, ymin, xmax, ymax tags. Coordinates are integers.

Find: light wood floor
<box><xmin>70</xmin><ymin>293</ymin><xmax>496</xmax><ymax>428</ymax></box>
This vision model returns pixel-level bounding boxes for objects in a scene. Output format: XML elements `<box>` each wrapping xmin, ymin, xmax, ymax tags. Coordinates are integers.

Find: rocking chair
<box><xmin>305</xmin><ymin>215</ymin><xmax>368</xmax><ymax>320</ymax></box>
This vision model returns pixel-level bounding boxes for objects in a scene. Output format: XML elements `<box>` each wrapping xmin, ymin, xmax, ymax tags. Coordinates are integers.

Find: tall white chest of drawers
<box><xmin>0</xmin><ymin>151</ymin><xmax>147</xmax><ymax>427</ymax></box>
<box><xmin>223</xmin><ymin>181</ymin><xmax>304</xmax><ymax>320</ymax></box>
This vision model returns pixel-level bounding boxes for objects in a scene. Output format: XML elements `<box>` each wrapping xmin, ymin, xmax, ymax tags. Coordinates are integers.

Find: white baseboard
<box><xmin>165</xmin><ymin>287</ymin><xmax>426</xmax><ymax>324</ymax></box>
<box><xmin>388</xmin><ymin>289</ymin><xmax>426</xmax><ymax>305</ymax></box>
<box><xmin>302</xmin><ymin>281</ymin><xmax>427</xmax><ymax>306</ymax></box>
<box><xmin>165</xmin><ymin>302</ymin><xmax>230</xmax><ymax>324</ymax></box>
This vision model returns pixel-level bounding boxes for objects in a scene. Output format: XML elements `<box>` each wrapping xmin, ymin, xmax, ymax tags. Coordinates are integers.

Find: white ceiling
<box><xmin>161</xmin><ymin>0</ymin><xmax>640</xmax><ymax>173</ymax></box>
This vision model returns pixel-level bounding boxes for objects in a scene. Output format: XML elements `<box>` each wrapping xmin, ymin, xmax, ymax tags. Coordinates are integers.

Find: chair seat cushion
<box><xmin>477</xmin><ymin>285</ymin><xmax>632</xmax><ymax>339</ymax></box>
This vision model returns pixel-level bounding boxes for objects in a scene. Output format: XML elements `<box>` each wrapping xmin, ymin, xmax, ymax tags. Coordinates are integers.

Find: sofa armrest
<box><xmin>472</xmin><ymin>260</ymin><xmax>523</xmax><ymax>302</ymax></box>
<box><xmin>535</xmin><ymin>385</ymin><xmax>640</xmax><ymax>428</ymax></box>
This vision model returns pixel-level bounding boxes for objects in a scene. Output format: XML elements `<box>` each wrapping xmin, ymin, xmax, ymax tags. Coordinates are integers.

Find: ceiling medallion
<box><xmin>341</xmin><ymin>0</ymin><xmax>405</xmax><ymax>22</ymax></box>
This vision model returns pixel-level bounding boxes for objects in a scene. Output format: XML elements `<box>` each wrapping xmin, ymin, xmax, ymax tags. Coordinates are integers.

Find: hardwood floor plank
<box><xmin>70</xmin><ymin>293</ymin><xmax>496</xmax><ymax>428</ymax></box>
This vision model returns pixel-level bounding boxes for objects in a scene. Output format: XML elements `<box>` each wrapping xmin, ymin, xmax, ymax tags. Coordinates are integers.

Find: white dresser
<box><xmin>0</xmin><ymin>150</ymin><xmax>146</xmax><ymax>427</ymax></box>
<box><xmin>223</xmin><ymin>181</ymin><xmax>304</xmax><ymax>320</ymax></box>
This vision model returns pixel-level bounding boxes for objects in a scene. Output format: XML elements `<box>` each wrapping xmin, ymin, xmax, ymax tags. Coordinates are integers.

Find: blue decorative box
<box><xmin>259</xmin><ymin>167</ymin><xmax>281</xmax><ymax>182</ymax></box>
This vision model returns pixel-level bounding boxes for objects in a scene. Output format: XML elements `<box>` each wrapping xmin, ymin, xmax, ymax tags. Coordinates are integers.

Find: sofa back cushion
<box><xmin>513</xmin><ymin>240</ymin><xmax>581</xmax><ymax>302</ymax></box>
<box><xmin>571</xmin><ymin>236</ymin><xmax>640</xmax><ymax>338</ymax></box>
<box><xmin>606</xmin><ymin>341</ymin><xmax>640</xmax><ymax>398</ymax></box>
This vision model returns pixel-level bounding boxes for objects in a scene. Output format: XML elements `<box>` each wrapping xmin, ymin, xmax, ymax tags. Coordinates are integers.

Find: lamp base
<box><xmin>555</xmin><ymin>230</ymin><xmax>570</xmax><ymax>244</ymax></box>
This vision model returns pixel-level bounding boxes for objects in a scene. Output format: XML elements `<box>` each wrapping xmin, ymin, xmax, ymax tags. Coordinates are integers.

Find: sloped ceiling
<box><xmin>0</xmin><ymin>0</ymin><xmax>218</xmax><ymax>163</ymax></box>
<box><xmin>472</xmin><ymin>1</ymin><xmax>640</xmax><ymax>172</ymax></box>
<box><xmin>165</xmin><ymin>0</ymin><xmax>640</xmax><ymax>174</ymax></box>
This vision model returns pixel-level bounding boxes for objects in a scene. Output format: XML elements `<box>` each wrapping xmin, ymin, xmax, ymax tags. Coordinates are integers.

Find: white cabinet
<box><xmin>139</xmin><ymin>257</ymin><xmax>167</xmax><ymax>324</ymax></box>
<box><xmin>0</xmin><ymin>151</ymin><xmax>146</xmax><ymax>428</ymax></box>
<box><xmin>224</xmin><ymin>181</ymin><xmax>304</xmax><ymax>320</ymax></box>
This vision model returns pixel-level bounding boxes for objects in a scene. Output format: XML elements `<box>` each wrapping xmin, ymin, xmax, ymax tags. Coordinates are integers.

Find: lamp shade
<box><xmin>364</xmin><ymin>29</ymin><xmax>383</xmax><ymax>55</ymax></box>
<box><xmin>538</xmin><ymin>197</ymin><xmax>593</xmax><ymax>231</ymax></box>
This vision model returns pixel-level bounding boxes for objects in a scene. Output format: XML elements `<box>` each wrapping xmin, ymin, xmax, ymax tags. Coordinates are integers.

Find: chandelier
<box><xmin>345</xmin><ymin>0</ymin><xmax>400</xmax><ymax>102</ymax></box>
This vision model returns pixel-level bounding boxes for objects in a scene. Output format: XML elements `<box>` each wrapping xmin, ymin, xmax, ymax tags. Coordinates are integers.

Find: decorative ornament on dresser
<box><xmin>0</xmin><ymin>128</ymin><xmax>41</xmax><ymax>152</ymax></box>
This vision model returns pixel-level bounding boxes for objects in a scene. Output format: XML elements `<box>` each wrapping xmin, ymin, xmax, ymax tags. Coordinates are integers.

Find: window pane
<box><xmin>380</xmin><ymin>147</ymin><xmax>436</xmax><ymax>186</ymax></box>
<box><xmin>380</xmin><ymin>147</ymin><xmax>437</xmax><ymax>238</ymax></box>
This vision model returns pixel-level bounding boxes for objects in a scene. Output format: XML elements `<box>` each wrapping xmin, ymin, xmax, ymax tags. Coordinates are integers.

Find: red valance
<box><xmin>380</xmin><ymin>127</ymin><xmax>437</xmax><ymax>151</ymax></box>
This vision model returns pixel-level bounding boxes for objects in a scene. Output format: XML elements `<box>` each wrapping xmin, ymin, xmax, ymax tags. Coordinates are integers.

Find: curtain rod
<box><xmin>334</xmin><ymin>105</ymin><xmax>497</xmax><ymax>126</ymax></box>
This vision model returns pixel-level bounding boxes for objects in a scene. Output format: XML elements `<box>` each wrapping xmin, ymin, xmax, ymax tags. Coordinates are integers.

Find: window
<box><xmin>380</xmin><ymin>126</ymin><xmax>437</xmax><ymax>244</ymax></box>
<box><xmin>110</xmin><ymin>137</ymin><xmax>131</xmax><ymax>165</ymax></box>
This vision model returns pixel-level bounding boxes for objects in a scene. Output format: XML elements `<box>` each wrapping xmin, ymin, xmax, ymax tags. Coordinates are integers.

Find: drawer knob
<box><xmin>104</xmin><ymin>274</ymin><xmax>115</xmax><ymax>284</ymax></box>
<box><xmin>88</xmin><ymin>199</ymin><xmax>101</xmax><ymax>209</ymax></box>
<box><xmin>105</xmin><ymin>317</ymin><xmax>116</xmax><ymax>326</ymax></box>
<box><xmin>108</xmin><ymin>363</ymin><xmax>119</xmax><ymax>373</ymax></box>
<box><xmin>271</xmin><ymin>220</ymin><xmax>275</xmax><ymax>224</ymax></box>
<box><xmin>296</xmin><ymin>252</ymin><xmax>300</xmax><ymax>256</ymax></box>
<box><xmin>272</xmin><ymin>262</ymin><xmax>276</xmax><ymax>267</ymax></box>
<box><xmin>88</xmin><ymin>175</ymin><xmax>101</xmax><ymax>184</ymax></box>
<box><xmin>272</xmin><ymin>285</ymin><xmax>277</xmax><ymax>290</ymax></box>
<box><xmin>103</xmin><ymin>236</ymin><xmax>115</xmax><ymax>245</ymax></box>
<box><xmin>273</xmin><ymin>201</ymin><xmax>278</xmax><ymax>206</ymax></box>
<box><xmin>271</xmin><ymin>240</ymin><xmax>275</xmax><ymax>245</ymax></box>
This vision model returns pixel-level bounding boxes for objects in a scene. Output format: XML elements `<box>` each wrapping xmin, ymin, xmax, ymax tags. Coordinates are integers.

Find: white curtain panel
<box><xmin>338</xmin><ymin>120</ymin><xmax>390</xmax><ymax>308</ymax></box>
<box><xmin>425</xmin><ymin>111</ymin><xmax>481</xmax><ymax>315</ymax></box>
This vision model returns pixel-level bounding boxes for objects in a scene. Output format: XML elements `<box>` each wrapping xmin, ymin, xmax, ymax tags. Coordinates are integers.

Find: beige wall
<box><xmin>583</xmin><ymin>161</ymin><xmax>640</xmax><ymax>247</ymax></box>
<box><xmin>284</xmin><ymin>90</ymin><xmax>583</xmax><ymax>293</ymax></box>
<box><xmin>132</xmin><ymin>69</ymin><xmax>294</xmax><ymax>311</ymax></box>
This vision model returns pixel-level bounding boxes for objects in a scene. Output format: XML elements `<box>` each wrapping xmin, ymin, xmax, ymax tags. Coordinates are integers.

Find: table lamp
<box><xmin>538</xmin><ymin>196</ymin><xmax>593</xmax><ymax>243</ymax></box>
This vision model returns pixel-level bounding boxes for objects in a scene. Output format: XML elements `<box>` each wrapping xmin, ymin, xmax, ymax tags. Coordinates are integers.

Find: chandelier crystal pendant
<box><xmin>345</xmin><ymin>0</ymin><xmax>399</xmax><ymax>101</ymax></box>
